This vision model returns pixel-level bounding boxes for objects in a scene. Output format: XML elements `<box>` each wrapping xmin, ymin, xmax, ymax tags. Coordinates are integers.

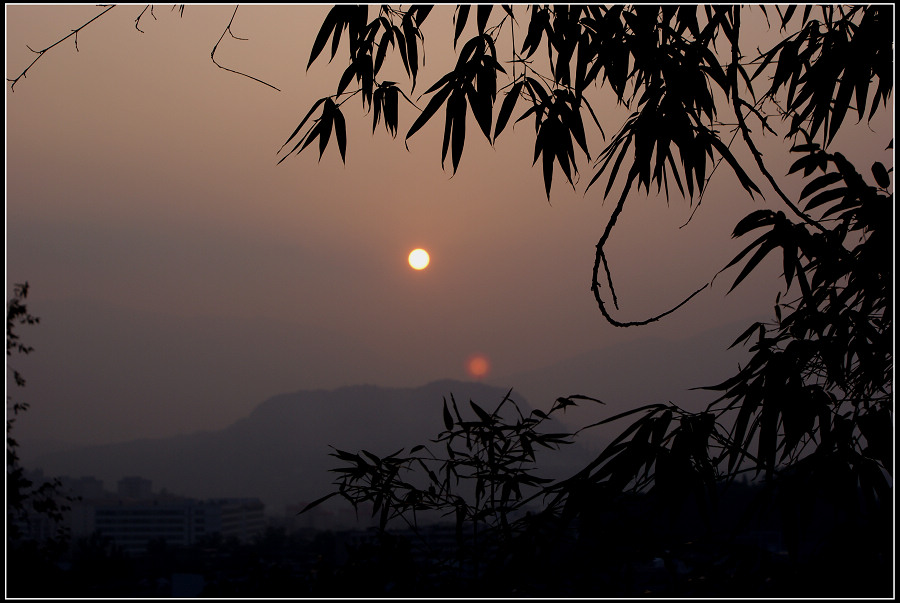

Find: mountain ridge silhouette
<box><xmin>22</xmin><ymin>319</ymin><xmax>756</xmax><ymax>515</ymax></box>
<box><xmin>26</xmin><ymin>379</ymin><xmax>592</xmax><ymax>514</ymax></box>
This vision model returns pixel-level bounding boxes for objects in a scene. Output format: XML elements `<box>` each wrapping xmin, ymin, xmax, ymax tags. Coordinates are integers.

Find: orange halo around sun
<box><xmin>408</xmin><ymin>248</ymin><xmax>430</xmax><ymax>270</ymax></box>
<box><xmin>466</xmin><ymin>354</ymin><xmax>490</xmax><ymax>379</ymax></box>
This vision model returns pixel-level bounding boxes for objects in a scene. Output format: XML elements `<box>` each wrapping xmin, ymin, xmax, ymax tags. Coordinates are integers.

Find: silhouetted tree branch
<box><xmin>7</xmin><ymin>4</ymin><xmax>116</xmax><ymax>91</ymax></box>
<box><xmin>210</xmin><ymin>5</ymin><xmax>281</xmax><ymax>92</ymax></box>
<box><xmin>7</xmin><ymin>283</ymin><xmax>74</xmax><ymax>564</ymax></box>
<box><xmin>8</xmin><ymin>4</ymin><xmax>279</xmax><ymax>94</ymax></box>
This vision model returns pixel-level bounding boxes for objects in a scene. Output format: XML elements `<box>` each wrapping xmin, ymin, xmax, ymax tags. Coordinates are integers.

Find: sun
<box><xmin>408</xmin><ymin>248</ymin><xmax>430</xmax><ymax>270</ymax></box>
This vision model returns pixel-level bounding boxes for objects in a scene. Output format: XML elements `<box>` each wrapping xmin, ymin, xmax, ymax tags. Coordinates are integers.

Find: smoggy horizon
<box><xmin>6</xmin><ymin>5</ymin><xmax>892</xmax><ymax>449</ymax></box>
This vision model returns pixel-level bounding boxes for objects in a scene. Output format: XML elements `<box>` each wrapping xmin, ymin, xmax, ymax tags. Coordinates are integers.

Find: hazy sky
<box><xmin>6</xmin><ymin>5</ymin><xmax>892</xmax><ymax>448</ymax></box>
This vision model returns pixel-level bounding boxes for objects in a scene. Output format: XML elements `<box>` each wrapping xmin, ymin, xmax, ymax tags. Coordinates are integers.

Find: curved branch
<box><xmin>591</xmin><ymin>169</ymin><xmax>708</xmax><ymax>328</ymax></box>
<box><xmin>599</xmin><ymin>251</ymin><xmax>619</xmax><ymax>310</ymax></box>
<box><xmin>210</xmin><ymin>5</ymin><xmax>281</xmax><ymax>92</ymax></box>
<box><xmin>7</xmin><ymin>5</ymin><xmax>117</xmax><ymax>91</ymax></box>
<box><xmin>594</xmin><ymin>252</ymin><xmax>708</xmax><ymax>328</ymax></box>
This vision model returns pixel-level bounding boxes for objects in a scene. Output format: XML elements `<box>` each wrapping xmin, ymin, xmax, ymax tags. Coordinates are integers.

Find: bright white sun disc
<box><xmin>408</xmin><ymin>248</ymin><xmax>430</xmax><ymax>270</ymax></box>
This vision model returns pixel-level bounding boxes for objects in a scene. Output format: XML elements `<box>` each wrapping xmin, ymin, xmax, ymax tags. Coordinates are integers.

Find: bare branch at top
<box><xmin>8</xmin><ymin>5</ymin><xmax>117</xmax><ymax>91</ymax></box>
<box><xmin>210</xmin><ymin>5</ymin><xmax>281</xmax><ymax>92</ymax></box>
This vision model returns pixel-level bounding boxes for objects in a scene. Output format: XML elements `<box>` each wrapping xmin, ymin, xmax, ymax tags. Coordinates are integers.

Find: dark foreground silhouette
<box><xmin>7</xmin><ymin>475</ymin><xmax>892</xmax><ymax>598</ymax></box>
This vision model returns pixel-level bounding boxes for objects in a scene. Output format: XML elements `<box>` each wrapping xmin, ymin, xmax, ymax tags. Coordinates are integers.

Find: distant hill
<box><xmin>24</xmin><ymin>321</ymin><xmax>758</xmax><ymax>517</ymax></box>
<box><xmin>27</xmin><ymin>380</ymin><xmax>594</xmax><ymax>515</ymax></box>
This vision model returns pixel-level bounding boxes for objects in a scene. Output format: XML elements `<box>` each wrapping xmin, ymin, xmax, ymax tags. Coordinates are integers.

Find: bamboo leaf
<box><xmin>732</xmin><ymin>209</ymin><xmax>777</xmax><ymax>238</ymax></box>
<box><xmin>443</xmin><ymin>399</ymin><xmax>454</xmax><ymax>431</ymax></box>
<box><xmin>280</xmin><ymin>97</ymin><xmax>326</xmax><ymax>151</ymax></box>
<box><xmin>805</xmin><ymin>187</ymin><xmax>848</xmax><ymax>211</ymax></box>
<box><xmin>333</xmin><ymin>106</ymin><xmax>347</xmax><ymax>163</ymax></box>
<box><xmin>297</xmin><ymin>492</ymin><xmax>340</xmax><ymax>514</ymax></box>
<box><xmin>449</xmin><ymin>89</ymin><xmax>467</xmax><ymax>173</ymax></box>
<box><xmin>799</xmin><ymin>172</ymin><xmax>843</xmax><ymax>201</ymax></box>
<box><xmin>337</xmin><ymin>62</ymin><xmax>357</xmax><ymax>96</ymax></box>
<box><xmin>374</xmin><ymin>28</ymin><xmax>393</xmax><ymax>75</ymax></box>
<box><xmin>453</xmin><ymin>5</ymin><xmax>470</xmax><ymax>47</ymax></box>
<box><xmin>561</xmin><ymin>394</ymin><xmax>605</xmax><ymax>405</ymax></box>
<box><xmin>372</xmin><ymin>87</ymin><xmax>384</xmax><ymax>132</ymax></box>
<box><xmin>728</xmin><ymin>236</ymin><xmax>781</xmax><ymax>293</ymax></box>
<box><xmin>577</xmin><ymin>403</ymin><xmax>668</xmax><ymax>434</ymax></box>
<box><xmin>871</xmin><ymin>162</ymin><xmax>890</xmax><ymax>188</ymax></box>
<box><xmin>567</xmin><ymin>100</ymin><xmax>590</xmax><ymax>159</ymax></box>
<box><xmin>469</xmin><ymin>399</ymin><xmax>493</xmax><ymax>423</ymax></box>
<box><xmin>361</xmin><ymin>449</ymin><xmax>381</xmax><ymax>466</ymax></box>
<box><xmin>403</xmin><ymin>13</ymin><xmax>420</xmax><ymax>89</ymax></box>
<box><xmin>308</xmin><ymin>8</ymin><xmax>340</xmax><ymax>68</ymax></box>
<box><xmin>541</xmin><ymin>129</ymin><xmax>554</xmax><ymax>198</ymax></box>
<box><xmin>406</xmin><ymin>83</ymin><xmax>453</xmax><ymax>142</ymax></box>
<box><xmin>465</xmin><ymin>81</ymin><xmax>492</xmax><ymax>141</ymax></box>
<box><xmin>477</xmin><ymin>5</ymin><xmax>492</xmax><ymax>34</ymax></box>
<box><xmin>393</xmin><ymin>25</ymin><xmax>409</xmax><ymax>76</ymax></box>
<box><xmin>828</xmin><ymin>71</ymin><xmax>855</xmax><ymax>144</ymax></box>
<box><xmin>385</xmin><ymin>85</ymin><xmax>399</xmax><ymax>137</ymax></box>
<box><xmin>494</xmin><ymin>80</ymin><xmax>524</xmax><ymax>142</ymax></box>
<box><xmin>317</xmin><ymin>106</ymin><xmax>333</xmax><ymax>159</ymax></box>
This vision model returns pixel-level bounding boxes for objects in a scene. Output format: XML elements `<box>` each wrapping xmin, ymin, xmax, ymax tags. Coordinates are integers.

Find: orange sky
<box><xmin>6</xmin><ymin>5</ymin><xmax>892</xmax><ymax>447</ymax></box>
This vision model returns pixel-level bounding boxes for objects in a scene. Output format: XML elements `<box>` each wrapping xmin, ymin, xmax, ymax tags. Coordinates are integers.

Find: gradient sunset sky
<box><xmin>6</xmin><ymin>5</ymin><xmax>892</xmax><ymax>448</ymax></box>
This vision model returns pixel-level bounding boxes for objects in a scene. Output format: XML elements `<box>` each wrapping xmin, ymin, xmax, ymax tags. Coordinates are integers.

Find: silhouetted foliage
<box><xmin>7</xmin><ymin>283</ymin><xmax>76</xmax><ymax>596</ymax></box>
<box><xmin>302</xmin><ymin>389</ymin><xmax>600</xmax><ymax>592</ymax></box>
<box><xmin>294</xmin><ymin>5</ymin><xmax>892</xmax><ymax>596</ymax></box>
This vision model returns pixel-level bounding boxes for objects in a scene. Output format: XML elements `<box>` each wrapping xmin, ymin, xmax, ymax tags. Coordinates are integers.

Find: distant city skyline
<box><xmin>17</xmin><ymin>467</ymin><xmax>268</xmax><ymax>555</ymax></box>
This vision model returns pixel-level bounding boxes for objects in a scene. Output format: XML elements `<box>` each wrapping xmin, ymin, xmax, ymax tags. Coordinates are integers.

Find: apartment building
<box><xmin>92</xmin><ymin>496</ymin><xmax>266</xmax><ymax>554</ymax></box>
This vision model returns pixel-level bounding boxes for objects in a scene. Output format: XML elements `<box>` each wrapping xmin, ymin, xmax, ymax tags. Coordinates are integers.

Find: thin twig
<box><xmin>8</xmin><ymin>5</ymin><xmax>117</xmax><ymax>91</ymax></box>
<box><xmin>679</xmin><ymin>122</ymin><xmax>741</xmax><ymax>229</ymax></box>
<box><xmin>728</xmin><ymin>8</ymin><xmax>826</xmax><ymax>235</ymax></box>
<box><xmin>210</xmin><ymin>5</ymin><xmax>281</xmax><ymax>92</ymax></box>
<box><xmin>134</xmin><ymin>5</ymin><xmax>157</xmax><ymax>33</ymax></box>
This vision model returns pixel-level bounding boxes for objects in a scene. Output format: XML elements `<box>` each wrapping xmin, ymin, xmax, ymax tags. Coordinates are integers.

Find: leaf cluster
<box><xmin>280</xmin><ymin>5</ymin><xmax>431</xmax><ymax>165</ymax></box>
<box><xmin>753</xmin><ymin>5</ymin><xmax>893</xmax><ymax>145</ymax></box>
<box><xmin>7</xmin><ymin>282</ymin><xmax>39</xmax><ymax>419</ymax></box>
<box><xmin>6</xmin><ymin>283</ymin><xmax>75</xmax><ymax>556</ymax></box>
<box><xmin>287</xmin><ymin>6</ymin><xmax>786</xmax><ymax>203</ymax></box>
<box><xmin>690</xmin><ymin>145</ymin><xmax>893</xmax><ymax>550</ymax></box>
<box><xmin>407</xmin><ymin>29</ymin><xmax>507</xmax><ymax>174</ymax></box>
<box><xmin>540</xmin><ymin>403</ymin><xmax>722</xmax><ymax>535</ymax></box>
<box><xmin>302</xmin><ymin>390</ymin><xmax>602</xmax><ymax>582</ymax></box>
<box><xmin>586</xmin><ymin>7</ymin><xmax>760</xmax><ymax>202</ymax></box>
